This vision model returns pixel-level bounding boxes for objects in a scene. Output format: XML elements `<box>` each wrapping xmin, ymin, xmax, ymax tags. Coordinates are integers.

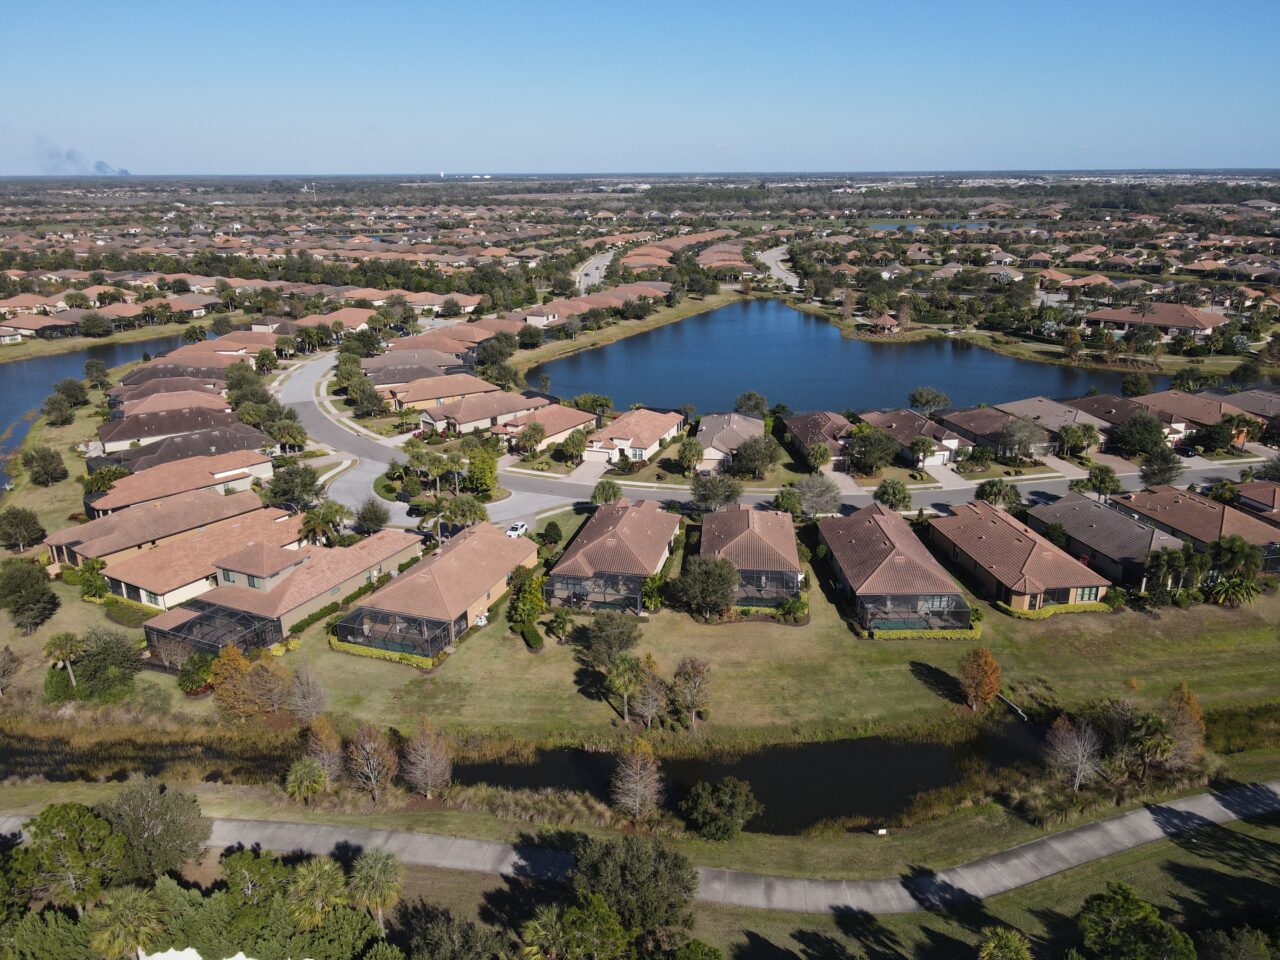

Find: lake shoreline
<box><xmin>0</xmin><ymin>315</ymin><xmax>251</xmax><ymax>366</ymax></box>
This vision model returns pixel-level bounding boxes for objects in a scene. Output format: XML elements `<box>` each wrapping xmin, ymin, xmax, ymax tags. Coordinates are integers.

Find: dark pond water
<box><xmin>530</xmin><ymin>299</ymin><xmax>1158</xmax><ymax>414</ymax></box>
<box><xmin>0</xmin><ymin>333</ymin><xmax>188</xmax><ymax>488</ymax></box>
<box><xmin>454</xmin><ymin>725</ymin><xmax>1043</xmax><ymax>835</ymax></box>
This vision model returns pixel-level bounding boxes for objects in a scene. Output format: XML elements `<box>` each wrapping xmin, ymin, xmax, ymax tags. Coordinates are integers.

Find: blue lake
<box><xmin>530</xmin><ymin>298</ymin><xmax>1157</xmax><ymax>414</ymax></box>
<box><xmin>0</xmin><ymin>333</ymin><xmax>187</xmax><ymax>488</ymax></box>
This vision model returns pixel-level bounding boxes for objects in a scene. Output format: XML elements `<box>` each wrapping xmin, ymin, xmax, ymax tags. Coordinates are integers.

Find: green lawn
<box><xmin>954</xmin><ymin>462</ymin><xmax>1056</xmax><ymax>482</ymax></box>
<box><xmin>852</xmin><ymin>464</ymin><xmax>941</xmax><ymax>489</ymax></box>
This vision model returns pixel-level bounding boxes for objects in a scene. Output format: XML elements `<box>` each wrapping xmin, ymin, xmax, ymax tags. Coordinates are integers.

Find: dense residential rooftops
<box><xmin>552</xmin><ymin>499</ymin><xmax>680</xmax><ymax>578</ymax></box>
<box><xmin>98</xmin><ymin>407</ymin><xmax>241</xmax><ymax>445</ymax></box>
<box><xmin>103</xmin><ymin>423</ymin><xmax>273</xmax><ymax>472</ymax></box>
<box><xmin>352</xmin><ymin>523</ymin><xmax>537</xmax><ymax>622</ymax></box>
<box><xmin>1027</xmin><ymin>492</ymin><xmax>1183</xmax><ymax>564</ymax></box>
<box><xmin>701</xmin><ymin>505</ymin><xmax>801</xmax><ymax>573</ymax></box>
<box><xmin>993</xmin><ymin>396</ymin><xmax>1110</xmax><ymax>435</ymax></box>
<box><xmin>930</xmin><ymin>501</ymin><xmax>1109</xmax><ymax>594</ymax></box>
<box><xmin>1132</xmin><ymin>390</ymin><xmax>1258</xmax><ymax>428</ymax></box>
<box><xmin>1109</xmin><ymin>487</ymin><xmax>1280</xmax><ymax>547</ymax></box>
<box><xmin>819</xmin><ymin>503</ymin><xmax>963</xmax><ymax>596</ymax></box>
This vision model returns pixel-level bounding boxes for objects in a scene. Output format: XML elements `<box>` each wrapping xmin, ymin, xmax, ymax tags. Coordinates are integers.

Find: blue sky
<box><xmin>3</xmin><ymin>0</ymin><xmax>1277</xmax><ymax>175</ymax></box>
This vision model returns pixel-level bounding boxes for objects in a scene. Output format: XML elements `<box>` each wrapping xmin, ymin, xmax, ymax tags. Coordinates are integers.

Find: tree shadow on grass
<box><xmin>901</xmin><ymin>865</ymin><xmax>995</xmax><ymax>934</ymax></box>
<box><xmin>832</xmin><ymin>907</ymin><xmax>904</xmax><ymax>960</ymax></box>
<box><xmin>908</xmin><ymin>661</ymin><xmax>966</xmax><ymax>707</ymax></box>
<box><xmin>730</xmin><ymin>931</ymin><xmax>800</xmax><ymax>960</ymax></box>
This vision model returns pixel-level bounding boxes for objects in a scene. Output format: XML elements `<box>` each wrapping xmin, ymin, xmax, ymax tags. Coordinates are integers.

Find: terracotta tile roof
<box><xmin>1237</xmin><ymin>480</ymin><xmax>1280</xmax><ymax>516</ymax></box>
<box><xmin>46</xmin><ymin>490</ymin><xmax>263</xmax><ymax>558</ymax></box>
<box><xmin>296</xmin><ymin>307</ymin><xmax>375</xmax><ymax>329</ymax></box>
<box><xmin>354</xmin><ymin>523</ymin><xmax>537</xmax><ymax>622</ymax></box>
<box><xmin>104</xmin><ymin>510</ymin><xmax>301</xmax><ymax>594</ymax></box>
<box><xmin>994</xmin><ymin>396</ymin><xmax>1110</xmax><ymax>435</ymax></box>
<box><xmin>91</xmin><ymin>450</ymin><xmax>271</xmax><ymax>512</ymax></box>
<box><xmin>856</xmin><ymin>409</ymin><xmax>960</xmax><ymax>449</ymax></box>
<box><xmin>588</xmin><ymin>409</ymin><xmax>683</xmax><ymax>451</ymax></box>
<box><xmin>216</xmin><ymin>541</ymin><xmax>305</xmax><ymax>578</ymax></box>
<box><xmin>939</xmin><ymin>407</ymin><xmax>1014</xmax><ymax>439</ymax></box>
<box><xmin>120</xmin><ymin>390</ymin><xmax>232</xmax><ymax>417</ymax></box>
<box><xmin>930</xmin><ymin>501</ymin><xmax>1109</xmax><ymax>594</ymax></box>
<box><xmin>391</xmin><ymin>373</ymin><xmax>499</xmax><ymax>405</ymax></box>
<box><xmin>1085</xmin><ymin>303</ymin><xmax>1227</xmax><ymax>331</ymax></box>
<box><xmin>420</xmin><ymin>392</ymin><xmax>548</xmax><ymax>427</ymax></box>
<box><xmin>197</xmin><ymin>529</ymin><xmax>421</xmax><ymax>621</ymax></box>
<box><xmin>1028</xmin><ymin>492</ymin><xmax>1182</xmax><ymax>565</ymax></box>
<box><xmin>552</xmin><ymin>500</ymin><xmax>680</xmax><ymax>578</ymax></box>
<box><xmin>98</xmin><ymin>408</ymin><xmax>241</xmax><ymax>445</ymax></box>
<box><xmin>783</xmin><ymin>412</ymin><xmax>852</xmax><ymax>453</ymax></box>
<box><xmin>492</xmin><ymin>403</ymin><xmax>596</xmax><ymax>439</ymax></box>
<box><xmin>701</xmin><ymin>505</ymin><xmax>801</xmax><ymax>574</ymax></box>
<box><xmin>1062</xmin><ymin>394</ymin><xmax>1172</xmax><ymax>428</ymax></box>
<box><xmin>110</xmin><ymin>423</ymin><xmax>272</xmax><ymax>472</ymax></box>
<box><xmin>1109</xmin><ymin>487</ymin><xmax>1279</xmax><ymax>548</ymax></box>
<box><xmin>108</xmin><ymin>377</ymin><xmax>225</xmax><ymax>404</ymax></box>
<box><xmin>820</xmin><ymin>503</ymin><xmax>964</xmax><ymax>596</ymax></box>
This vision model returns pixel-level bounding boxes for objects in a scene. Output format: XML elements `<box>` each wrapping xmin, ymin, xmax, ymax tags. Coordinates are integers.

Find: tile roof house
<box><xmin>97</xmin><ymin>407</ymin><xmax>242</xmax><ymax>453</ymax></box>
<box><xmin>993</xmin><ymin>397</ymin><xmax>1109</xmax><ymax>446</ymax></box>
<box><xmin>1109</xmin><ymin>487</ymin><xmax>1280</xmax><ymax>571</ymax></box>
<box><xmin>335</xmin><ymin>523</ymin><xmax>538</xmax><ymax>658</ymax></box>
<box><xmin>929</xmin><ymin>501</ymin><xmax>1109</xmax><ymax>611</ymax></box>
<box><xmin>1062</xmin><ymin>394</ymin><xmax>1185</xmax><ymax>445</ymax></box>
<box><xmin>818</xmin><ymin>503</ymin><xmax>970</xmax><ymax>632</ymax></box>
<box><xmin>490</xmin><ymin>403</ymin><xmax>598</xmax><ymax>451</ymax></box>
<box><xmin>295</xmin><ymin>307</ymin><xmax>375</xmax><ymax>332</ymax></box>
<box><xmin>118</xmin><ymin>389</ymin><xmax>232</xmax><ymax>418</ymax></box>
<box><xmin>1084</xmin><ymin>303</ymin><xmax>1229</xmax><ymax>339</ymax></box>
<box><xmin>94</xmin><ymin>423</ymin><xmax>273</xmax><ymax>473</ymax></box>
<box><xmin>105</xmin><ymin>509</ymin><xmax>302</xmax><ymax>609</ymax></box>
<box><xmin>695</xmin><ymin>413</ymin><xmax>766</xmax><ymax>467</ymax></box>
<box><xmin>1027</xmin><ymin>492</ymin><xmax>1183</xmax><ymax>587</ymax></box>
<box><xmin>782</xmin><ymin>412</ymin><xmax>852</xmax><ymax>467</ymax></box>
<box><xmin>418</xmin><ymin>392</ymin><xmax>549</xmax><ymax>435</ymax></box>
<box><xmin>1133</xmin><ymin>391</ymin><xmax>1261</xmax><ymax>442</ymax></box>
<box><xmin>856</xmin><ymin>409</ymin><xmax>965</xmax><ymax>466</ymax></box>
<box><xmin>385</xmin><ymin>373</ymin><xmax>499</xmax><ymax>412</ymax></box>
<box><xmin>144</xmin><ymin>529</ymin><xmax>423</xmax><ymax>657</ymax></box>
<box><xmin>700</xmin><ymin>505</ymin><xmax>802</xmax><ymax>605</ymax></box>
<box><xmin>1203</xmin><ymin>387</ymin><xmax>1280</xmax><ymax>422</ymax></box>
<box><xmin>86</xmin><ymin>450</ymin><xmax>273</xmax><ymax>517</ymax></box>
<box><xmin>1236</xmin><ymin>480</ymin><xmax>1280</xmax><ymax>529</ymax></box>
<box><xmin>583</xmin><ymin>409</ymin><xmax>684</xmax><ymax>464</ymax></box>
<box><xmin>547</xmin><ymin>499</ymin><xmax>680</xmax><ymax>611</ymax></box>
<box><xmin>46</xmin><ymin>489</ymin><xmax>264</xmax><ymax>567</ymax></box>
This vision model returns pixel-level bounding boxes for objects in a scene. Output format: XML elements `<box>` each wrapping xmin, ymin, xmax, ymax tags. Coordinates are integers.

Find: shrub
<box><xmin>519</xmin><ymin>620</ymin><xmax>544</xmax><ymax>651</ymax></box>
<box><xmin>43</xmin><ymin>666</ymin><xmax>75</xmax><ymax>703</ymax></box>
<box><xmin>1103</xmin><ymin>587</ymin><xmax>1129</xmax><ymax>611</ymax></box>
<box><xmin>288</xmin><ymin>602</ymin><xmax>341</xmax><ymax>635</ymax></box>
<box><xmin>680</xmin><ymin>777</ymin><xmax>762</xmax><ymax>841</ymax></box>
<box><xmin>872</xmin><ymin>626</ymin><xmax>983</xmax><ymax>641</ymax></box>
<box><xmin>994</xmin><ymin>601</ymin><xmax>1110</xmax><ymax>619</ymax></box>
<box><xmin>177</xmin><ymin>653</ymin><xmax>214</xmax><ymax>694</ymax></box>
<box><xmin>328</xmin><ymin>636</ymin><xmax>436</xmax><ymax>670</ymax></box>
<box><xmin>397</xmin><ymin>554</ymin><xmax>422</xmax><ymax>574</ymax></box>
<box><xmin>267</xmin><ymin>643</ymin><xmax>286</xmax><ymax>657</ymax></box>
<box><xmin>341</xmin><ymin>572</ymin><xmax>391</xmax><ymax>606</ymax></box>
<box><xmin>285</xmin><ymin>636</ymin><xmax>302</xmax><ymax>651</ymax></box>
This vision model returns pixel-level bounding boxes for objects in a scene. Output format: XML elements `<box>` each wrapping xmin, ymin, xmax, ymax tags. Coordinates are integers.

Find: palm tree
<box><xmin>302</xmin><ymin>500</ymin><xmax>353</xmax><ymax>545</ymax></box>
<box><xmin>444</xmin><ymin>494</ymin><xmax>488</xmax><ymax>531</ymax></box>
<box><xmin>347</xmin><ymin>849</ymin><xmax>404</xmax><ymax>938</ymax></box>
<box><xmin>606</xmin><ymin>653</ymin><xmax>645</xmax><ymax>724</ymax></box>
<box><xmin>977</xmin><ymin>926</ymin><xmax>1034</xmax><ymax>960</ymax></box>
<box><xmin>424</xmin><ymin>452</ymin><xmax>449</xmax><ymax>494</ymax></box>
<box><xmin>78</xmin><ymin>556</ymin><xmax>108</xmax><ymax>599</ymax></box>
<box><xmin>88</xmin><ymin>886</ymin><xmax>168</xmax><ymax>960</ymax></box>
<box><xmin>974</xmin><ymin>478</ymin><xmax>1022</xmax><ymax>509</ymax></box>
<box><xmin>445</xmin><ymin>452</ymin><xmax>466</xmax><ymax>495</ymax></box>
<box><xmin>288</xmin><ymin>857</ymin><xmax>348</xmax><ymax>930</ymax></box>
<box><xmin>521</xmin><ymin>904</ymin><xmax>570</xmax><ymax>960</ymax></box>
<box><xmin>285</xmin><ymin>758</ymin><xmax>328</xmax><ymax>805</ymax></box>
<box><xmin>1206</xmin><ymin>575</ymin><xmax>1261</xmax><ymax>608</ymax></box>
<box><xmin>1133</xmin><ymin>715</ymin><xmax>1174</xmax><ymax>781</ymax></box>
<box><xmin>44</xmin><ymin>631</ymin><xmax>84</xmax><ymax>689</ymax></box>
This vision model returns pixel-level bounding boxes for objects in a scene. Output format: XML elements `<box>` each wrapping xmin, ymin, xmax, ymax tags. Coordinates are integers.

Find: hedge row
<box><xmin>994</xmin><ymin>600</ymin><xmax>1110</xmax><ymax>620</ymax></box>
<box><xmin>341</xmin><ymin>572</ymin><xmax>392</xmax><ymax>607</ymax></box>
<box><xmin>288</xmin><ymin>602</ymin><xmax>341</xmax><ymax>636</ymax></box>
<box><xmin>518</xmin><ymin>620</ymin><xmax>543</xmax><ymax>651</ymax></box>
<box><xmin>872</xmin><ymin>626</ymin><xmax>983</xmax><ymax>641</ymax></box>
<box><xmin>328</xmin><ymin>636</ymin><xmax>437</xmax><ymax>670</ymax></box>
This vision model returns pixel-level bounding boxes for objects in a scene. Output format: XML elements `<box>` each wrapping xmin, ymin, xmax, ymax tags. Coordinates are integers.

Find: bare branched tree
<box><xmin>402</xmin><ymin>724</ymin><xmax>453</xmax><ymax>800</ymax></box>
<box><xmin>306</xmin><ymin>716</ymin><xmax>345</xmax><ymax>784</ymax></box>
<box><xmin>150</xmin><ymin>635</ymin><xmax>190</xmax><ymax>672</ymax></box>
<box><xmin>633</xmin><ymin>675</ymin><xmax>667</xmax><ymax>730</ymax></box>
<box><xmin>1045</xmin><ymin>715</ymin><xmax>1102</xmax><ymax>792</ymax></box>
<box><xmin>610</xmin><ymin>743</ymin><xmax>663</xmax><ymax>820</ymax></box>
<box><xmin>289</xmin><ymin>668</ymin><xmax>328</xmax><ymax>722</ymax></box>
<box><xmin>347</xmin><ymin>725</ymin><xmax>398</xmax><ymax>806</ymax></box>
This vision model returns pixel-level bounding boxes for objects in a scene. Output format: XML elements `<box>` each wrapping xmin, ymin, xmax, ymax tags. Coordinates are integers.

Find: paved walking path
<box><xmin>4</xmin><ymin>779</ymin><xmax>1276</xmax><ymax>915</ymax></box>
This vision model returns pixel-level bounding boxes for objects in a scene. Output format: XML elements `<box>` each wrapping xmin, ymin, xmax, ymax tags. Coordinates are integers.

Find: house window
<box><xmin>923</xmin><ymin>595</ymin><xmax>952</xmax><ymax>610</ymax></box>
<box><xmin>247</xmin><ymin>575</ymin><xmax>260</xmax><ymax>589</ymax></box>
<box><xmin>365</xmin><ymin>570</ymin><xmax>374</xmax><ymax>583</ymax></box>
<box><xmin>221</xmin><ymin>570</ymin><xmax>235</xmax><ymax>583</ymax></box>
<box><xmin>1043</xmin><ymin>588</ymin><xmax>1071</xmax><ymax>606</ymax></box>
<box><xmin>1077</xmin><ymin>586</ymin><xmax>1100</xmax><ymax>603</ymax></box>
<box><xmin>145</xmin><ymin>591</ymin><xmax>159</xmax><ymax>606</ymax></box>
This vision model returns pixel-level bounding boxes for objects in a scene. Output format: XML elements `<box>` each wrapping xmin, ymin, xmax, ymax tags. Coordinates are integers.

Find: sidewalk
<box><xmin>4</xmin><ymin>779</ymin><xmax>1274</xmax><ymax>915</ymax></box>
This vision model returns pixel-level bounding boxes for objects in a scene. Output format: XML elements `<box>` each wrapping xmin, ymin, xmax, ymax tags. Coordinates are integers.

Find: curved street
<box><xmin>3</xmin><ymin>779</ymin><xmax>1276</xmax><ymax>914</ymax></box>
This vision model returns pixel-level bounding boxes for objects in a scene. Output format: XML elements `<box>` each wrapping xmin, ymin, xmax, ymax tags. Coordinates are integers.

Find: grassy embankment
<box><xmin>0</xmin><ymin>312</ymin><xmax>254</xmax><ymax>365</ymax></box>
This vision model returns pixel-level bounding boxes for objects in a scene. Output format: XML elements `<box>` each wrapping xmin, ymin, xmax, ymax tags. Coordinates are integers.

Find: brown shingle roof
<box><xmin>354</xmin><ymin>523</ymin><xmax>537</xmax><ymax>623</ymax></box>
<box><xmin>701</xmin><ymin>505</ymin><xmax>801</xmax><ymax>574</ymax></box>
<box><xmin>552</xmin><ymin>500</ymin><xmax>680</xmax><ymax>578</ymax></box>
<box><xmin>930</xmin><ymin>501</ymin><xmax>1109</xmax><ymax>594</ymax></box>
<box><xmin>1133</xmin><ymin>390</ymin><xmax>1257</xmax><ymax>428</ymax></box>
<box><xmin>820</xmin><ymin>503</ymin><xmax>964</xmax><ymax>596</ymax></box>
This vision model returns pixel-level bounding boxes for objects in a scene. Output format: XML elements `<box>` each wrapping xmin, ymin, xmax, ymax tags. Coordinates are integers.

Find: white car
<box><xmin>505</xmin><ymin>522</ymin><xmax>528</xmax><ymax>539</ymax></box>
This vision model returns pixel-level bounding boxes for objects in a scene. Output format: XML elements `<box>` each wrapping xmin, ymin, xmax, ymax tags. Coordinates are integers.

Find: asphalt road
<box><xmin>759</xmin><ymin>245</ymin><xmax>800</xmax><ymax>288</ymax></box>
<box><xmin>575</xmin><ymin>250</ymin><xmax>615</xmax><ymax>292</ymax></box>
<box><xmin>5</xmin><ymin>778</ymin><xmax>1276</xmax><ymax>914</ymax></box>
